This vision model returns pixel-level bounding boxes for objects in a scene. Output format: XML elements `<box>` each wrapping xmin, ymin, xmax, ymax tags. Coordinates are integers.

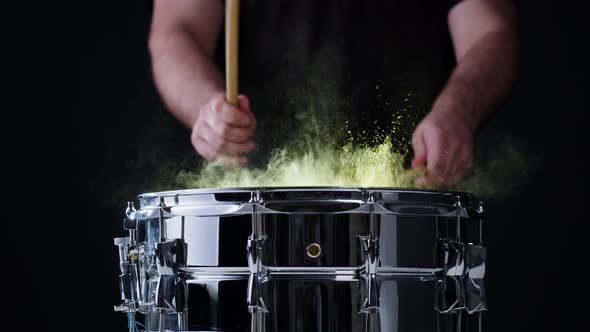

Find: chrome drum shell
<box><xmin>114</xmin><ymin>187</ymin><xmax>486</xmax><ymax>332</ymax></box>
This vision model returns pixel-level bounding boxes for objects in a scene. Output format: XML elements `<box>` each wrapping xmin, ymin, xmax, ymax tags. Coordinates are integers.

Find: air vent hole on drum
<box><xmin>306</xmin><ymin>243</ymin><xmax>322</xmax><ymax>258</ymax></box>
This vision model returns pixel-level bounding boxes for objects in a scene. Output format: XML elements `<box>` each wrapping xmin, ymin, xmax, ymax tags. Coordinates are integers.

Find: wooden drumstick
<box><xmin>225</xmin><ymin>0</ymin><xmax>239</xmax><ymax>107</ymax></box>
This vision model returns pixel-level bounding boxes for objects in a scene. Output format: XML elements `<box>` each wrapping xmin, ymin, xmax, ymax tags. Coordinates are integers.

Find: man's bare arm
<box><xmin>149</xmin><ymin>0</ymin><xmax>256</xmax><ymax>163</ymax></box>
<box><xmin>439</xmin><ymin>0</ymin><xmax>519</xmax><ymax>130</ymax></box>
<box><xmin>149</xmin><ymin>0</ymin><xmax>224</xmax><ymax>127</ymax></box>
<box><xmin>412</xmin><ymin>0</ymin><xmax>519</xmax><ymax>186</ymax></box>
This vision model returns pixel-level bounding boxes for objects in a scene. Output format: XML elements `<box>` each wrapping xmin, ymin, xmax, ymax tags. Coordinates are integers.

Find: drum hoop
<box><xmin>133</xmin><ymin>187</ymin><xmax>483</xmax><ymax>218</ymax></box>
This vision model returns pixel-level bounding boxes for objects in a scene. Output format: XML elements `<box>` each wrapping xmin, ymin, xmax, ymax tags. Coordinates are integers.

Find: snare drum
<box><xmin>113</xmin><ymin>187</ymin><xmax>486</xmax><ymax>332</ymax></box>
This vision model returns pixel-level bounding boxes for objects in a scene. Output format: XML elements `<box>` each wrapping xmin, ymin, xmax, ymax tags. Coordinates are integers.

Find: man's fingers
<box><xmin>441</xmin><ymin>142</ymin><xmax>461</xmax><ymax>183</ymax></box>
<box><xmin>411</xmin><ymin>113</ymin><xmax>474</xmax><ymax>188</ymax></box>
<box><xmin>215</xmin><ymin>99</ymin><xmax>252</xmax><ymax>127</ymax></box>
<box><xmin>411</xmin><ymin>130</ymin><xmax>427</xmax><ymax>168</ymax></box>
<box><xmin>193</xmin><ymin>128</ymin><xmax>252</xmax><ymax>165</ymax></box>
<box><xmin>238</xmin><ymin>94</ymin><xmax>257</xmax><ymax>130</ymax></box>
<box><xmin>190</xmin><ymin>94</ymin><xmax>257</xmax><ymax>164</ymax></box>
<box><xmin>195</xmin><ymin>139</ymin><xmax>248</xmax><ymax>166</ymax></box>
<box><xmin>204</xmin><ymin>109</ymin><xmax>255</xmax><ymax>143</ymax></box>
<box><xmin>201</xmin><ymin>123</ymin><xmax>255</xmax><ymax>155</ymax></box>
<box><xmin>443</xmin><ymin>147</ymin><xmax>473</xmax><ymax>186</ymax></box>
<box><xmin>237</xmin><ymin>94</ymin><xmax>250</xmax><ymax>112</ymax></box>
<box><xmin>192</xmin><ymin>135</ymin><xmax>218</xmax><ymax>161</ymax></box>
<box><xmin>424</xmin><ymin>130</ymin><xmax>448</xmax><ymax>185</ymax></box>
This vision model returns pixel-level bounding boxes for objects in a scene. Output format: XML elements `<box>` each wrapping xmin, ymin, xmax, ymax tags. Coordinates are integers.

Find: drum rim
<box><xmin>134</xmin><ymin>187</ymin><xmax>482</xmax><ymax>216</ymax></box>
<box><xmin>138</xmin><ymin>186</ymin><xmax>476</xmax><ymax>199</ymax></box>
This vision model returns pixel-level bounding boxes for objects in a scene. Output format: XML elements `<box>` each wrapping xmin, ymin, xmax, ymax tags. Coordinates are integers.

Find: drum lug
<box><xmin>359</xmin><ymin>235</ymin><xmax>381</xmax><ymax>313</ymax></box>
<box><xmin>156</xmin><ymin>239</ymin><xmax>188</xmax><ymax>274</ymax></box>
<box><xmin>436</xmin><ymin>310</ymin><xmax>483</xmax><ymax>332</ymax></box>
<box><xmin>435</xmin><ymin>276</ymin><xmax>465</xmax><ymax>313</ymax></box>
<box><xmin>359</xmin><ymin>234</ymin><xmax>381</xmax><ymax>332</ymax></box>
<box><xmin>465</xmin><ymin>244</ymin><xmax>486</xmax><ymax>313</ymax></box>
<box><xmin>247</xmin><ymin>232</ymin><xmax>268</xmax><ymax>332</ymax></box>
<box><xmin>247</xmin><ymin>234</ymin><xmax>269</xmax><ymax>314</ymax></box>
<box><xmin>154</xmin><ymin>275</ymin><xmax>188</xmax><ymax>312</ymax></box>
<box><xmin>358</xmin><ymin>193</ymin><xmax>382</xmax><ymax>332</ymax></box>
<box><xmin>154</xmin><ymin>239</ymin><xmax>188</xmax><ymax>313</ymax></box>
<box><xmin>434</xmin><ymin>240</ymin><xmax>487</xmax><ymax>314</ymax></box>
<box><xmin>247</xmin><ymin>192</ymin><xmax>269</xmax><ymax>318</ymax></box>
<box><xmin>435</xmin><ymin>239</ymin><xmax>465</xmax><ymax>277</ymax></box>
<box><xmin>435</xmin><ymin>270</ymin><xmax>485</xmax><ymax>313</ymax></box>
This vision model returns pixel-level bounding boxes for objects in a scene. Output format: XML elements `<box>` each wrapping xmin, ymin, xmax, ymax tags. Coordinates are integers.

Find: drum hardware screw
<box><xmin>249</xmin><ymin>190</ymin><xmax>262</xmax><ymax>204</ymax></box>
<box><xmin>306</xmin><ymin>243</ymin><xmax>322</xmax><ymax>258</ymax></box>
<box><xmin>454</xmin><ymin>195</ymin><xmax>462</xmax><ymax>207</ymax></box>
<box><xmin>128</xmin><ymin>249</ymin><xmax>139</xmax><ymax>261</ymax></box>
<box><xmin>126</xmin><ymin>202</ymin><xmax>136</xmax><ymax>217</ymax></box>
<box><xmin>158</xmin><ymin>197</ymin><xmax>166</xmax><ymax>243</ymax></box>
<box><xmin>367</xmin><ymin>191</ymin><xmax>375</xmax><ymax>203</ymax></box>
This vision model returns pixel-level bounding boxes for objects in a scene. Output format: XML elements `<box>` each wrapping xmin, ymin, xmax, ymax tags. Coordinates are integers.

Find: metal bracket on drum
<box><xmin>464</xmin><ymin>243</ymin><xmax>486</xmax><ymax>313</ymax></box>
<box><xmin>247</xmin><ymin>234</ymin><xmax>269</xmax><ymax>313</ymax></box>
<box><xmin>358</xmin><ymin>192</ymin><xmax>381</xmax><ymax>332</ymax></box>
<box><xmin>153</xmin><ymin>198</ymin><xmax>190</xmax><ymax>311</ymax></box>
<box><xmin>359</xmin><ymin>235</ymin><xmax>380</xmax><ymax>313</ymax></box>
<box><xmin>434</xmin><ymin>197</ymin><xmax>486</xmax><ymax>332</ymax></box>
<box><xmin>359</xmin><ymin>234</ymin><xmax>381</xmax><ymax>332</ymax></box>
<box><xmin>434</xmin><ymin>240</ymin><xmax>487</xmax><ymax>315</ymax></box>
<box><xmin>153</xmin><ymin>197</ymin><xmax>189</xmax><ymax>331</ymax></box>
<box><xmin>155</xmin><ymin>239</ymin><xmax>188</xmax><ymax>311</ymax></box>
<box><xmin>247</xmin><ymin>191</ymin><xmax>269</xmax><ymax>332</ymax></box>
<box><xmin>154</xmin><ymin>238</ymin><xmax>189</xmax><ymax>331</ymax></box>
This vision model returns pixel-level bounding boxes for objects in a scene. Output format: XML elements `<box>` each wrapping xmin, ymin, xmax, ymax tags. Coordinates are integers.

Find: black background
<box><xmin>3</xmin><ymin>1</ymin><xmax>586</xmax><ymax>330</ymax></box>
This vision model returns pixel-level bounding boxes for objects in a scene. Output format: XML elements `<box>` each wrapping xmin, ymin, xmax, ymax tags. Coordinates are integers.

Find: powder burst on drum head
<box><xmin>177</xmin><ymin>135</ymin><xmax>422</xmax><ymax>188</ymax></box>
<box><xmin>173</xmin><ymin>81</ymin><xmax>529</xmax><ymax>198</ymax></box>
<box><xmin>175</xmin><ymin>79</ymin><xmax>426</xmax><ymax>189</ymax></box>
<box><xmin>177</xmin><ymin>90</ymin><xmax>424</xmax><ymax>189</ymax></box>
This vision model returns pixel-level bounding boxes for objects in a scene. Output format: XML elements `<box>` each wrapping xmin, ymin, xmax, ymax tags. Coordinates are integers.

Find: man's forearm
<box><xmin>432</xmin><ymin>28</ymin><xmax>519</xmax><ymax>131</ymax></box>
<box><xmin>150</xmin><ymin>31</ymin><xmax>224</xmax><ymax>128</ymax></box>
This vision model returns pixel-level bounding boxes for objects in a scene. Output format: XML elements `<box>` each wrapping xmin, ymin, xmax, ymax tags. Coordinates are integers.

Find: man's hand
<box><xmin>411</xmin><ymin>108</ymin><xmax>474</xmax><ymax>188</ymax></box>
<box><xmin>191</xmin><ymin>94</ymin><xmax>256</xmax><ymax>165</ymax></box>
